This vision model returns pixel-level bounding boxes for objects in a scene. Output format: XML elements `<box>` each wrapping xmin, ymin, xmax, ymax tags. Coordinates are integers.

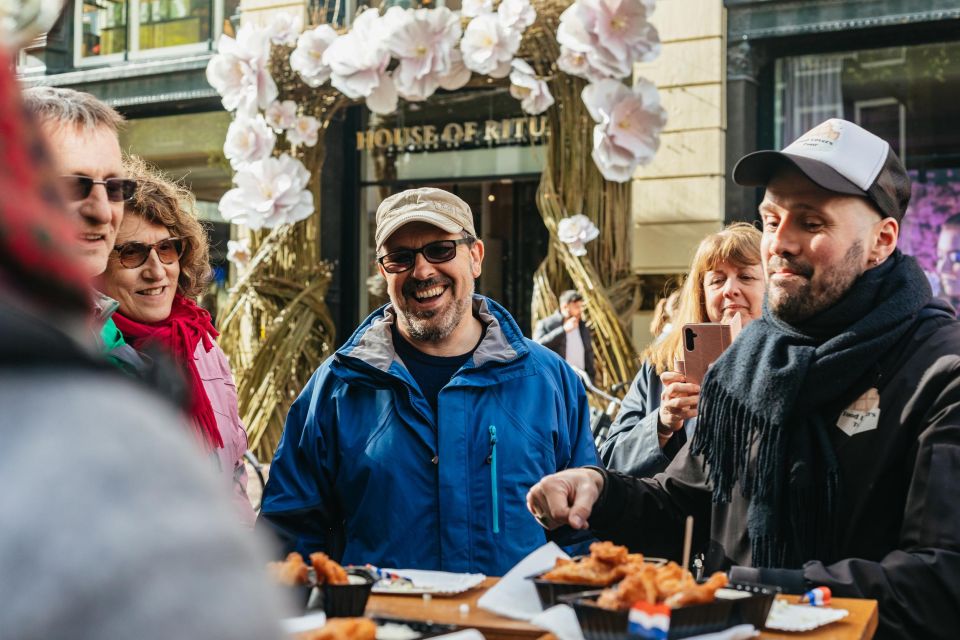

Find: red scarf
<box><xmin>113</xmin><ymin>294</ymin><xmax>224</xmax><ymax>451</ymax></box>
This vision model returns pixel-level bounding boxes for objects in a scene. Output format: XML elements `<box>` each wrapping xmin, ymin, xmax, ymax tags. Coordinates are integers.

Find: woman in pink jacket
<box><xmin>98</xmin><ymin>158</ymin><xmax>255</xmax><ymax>527</ymax></box>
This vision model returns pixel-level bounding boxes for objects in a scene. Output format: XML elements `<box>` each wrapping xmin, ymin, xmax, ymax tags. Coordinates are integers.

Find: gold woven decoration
<box><xmin>221</xmin><ymin>0</ymin><xmax>647</xmax><ymax>459</ymax></box>
<box><xmin>218</xmin><ymin>46</ymin><xmax>348</xmax><ymax>459</ymax></box>
<box><xmin>523</xmin><ymin>2</ymin><xmax>639</xmax><ymax>390</ymax></box>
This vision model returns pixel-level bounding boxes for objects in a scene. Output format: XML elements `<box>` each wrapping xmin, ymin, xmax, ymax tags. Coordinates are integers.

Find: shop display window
<box><xmin>775</xmin><ymin>41</ymin><xmax>960</xmax><ymax>303</ymax></box>
<box><xmin>78</xmin><ymin>0</ymin><xmax>240</xmax><ymax>61</ymax></box>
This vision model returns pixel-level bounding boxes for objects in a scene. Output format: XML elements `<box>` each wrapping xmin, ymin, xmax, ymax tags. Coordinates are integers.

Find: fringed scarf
<box><xmin>113</xmin><ymin>294</ymin><xmax>224</xmax><ymax>451</ymax></box>
<box><xmin>692</xmin><ymin>250</ymin><xmax>931</xmax><ymax>568</ymax></box>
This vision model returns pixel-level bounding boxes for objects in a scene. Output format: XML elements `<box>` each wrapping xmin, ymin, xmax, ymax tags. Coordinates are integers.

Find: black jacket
<box><xmin>588</xmin><ymin>309</ymin><xmax>960</xmax><ymax>639</ymax></box>
<box><xmin>533</xmin><ymin>310</ymin><xmax>596</xmax><ymax>383</ymax></box>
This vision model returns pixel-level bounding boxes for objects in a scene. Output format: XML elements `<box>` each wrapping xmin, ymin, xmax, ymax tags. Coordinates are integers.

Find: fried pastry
<box><xmin>310</xmin><ymin>552</ymin><xmax>349</xmax><ymax>585</ymax></box>
<box><xmin>267</xmin><ymin>551</ymin><xmax>310</xmax><ymax>586</ymax></box>
<box><xmin>541</xmin><ymin>542</ymin><xmax>638</xmax><ymax>586</ymax></box>
<box><xmin>298</xmin><ymin>617</ymin><xmax>377</xmax><ymax>640</ymax></box>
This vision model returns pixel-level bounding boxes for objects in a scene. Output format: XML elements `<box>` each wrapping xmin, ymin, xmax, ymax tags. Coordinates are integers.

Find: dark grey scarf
<box><xmin>692</xmin><ymin>250</ymin><xmax>932</xmax><ymax>568</ymax></box>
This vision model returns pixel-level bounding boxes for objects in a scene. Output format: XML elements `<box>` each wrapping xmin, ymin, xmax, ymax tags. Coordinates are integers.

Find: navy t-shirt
<box><xmin>392</xmin><ymin>322</ymin><xmax>486</xmax><ymax>415</ymax></box>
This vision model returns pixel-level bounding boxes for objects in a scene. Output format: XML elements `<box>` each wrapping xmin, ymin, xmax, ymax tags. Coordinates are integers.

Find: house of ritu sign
<box><xmin>356</xmin><ymin>116</ymin><xmax>548</xmax><ymax>151</ymax></box>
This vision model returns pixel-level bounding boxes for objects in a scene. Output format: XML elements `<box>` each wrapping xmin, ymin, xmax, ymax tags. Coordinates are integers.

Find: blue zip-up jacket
<box><xmin>259</xmin><ymin>295</ymin><xmax>598</xmax><ymax>575</ymax></box>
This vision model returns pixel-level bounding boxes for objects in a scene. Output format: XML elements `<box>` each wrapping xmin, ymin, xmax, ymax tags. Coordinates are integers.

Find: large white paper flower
<box><xmin>461</xmin><ymin>0</ymin><xmax>493</xmax><ymax>18</ymax></box>
<box><xmin>265</xmin><ymin>99</ymin><xmax>298</xmax><ymax>132</ymax></box>
<box><xmin>286</xmin><ymin>115</ymin><xmax>321</xmax><ymax>147</ymax></box>
<box><xmin>460</xmin><ymin>12</ymin><xmax>519</xmax><ymax>78</ymax></box>
<box><xmin>268</xmin><ymin>11</ymin><xmax>302</xmax><ymax>47</ymax></box>
<box><xmin>227</xmin><ymin>238</ymin><xmax>252</xmax><ymax>270</ymax></box>
<box><xmin>509</xmin><ymin>59</ymin><xmax>554</xmax><ymax>115</ymax></box>
<box><xmin>582</xmin><ymin>78</ymin><xmax>667</xmax><ymax>182</ymax></box>
<box><xmin>497</xmin><ymin>0</ymin><xmax>536</xmax><ymax>32</ymax></box>
<box><xmin>557</xmin><ymin>214</ymin><xmax>600</xmax><ymax>256</ymax></box>
<box><xmin>218</xmin><ymin>154</ymin><xmax>314</xmax><ymax>229</ymax></box>
<box><xmin>385</xmin><ymin>6</ymin><xmax>462</xmax><ymax>102</ymax></box>
<box><xmin>557</xmin><ymin>45</ymin><xmax>606</xmax><ymax>83</ymax></box>
<box><xmin>557</xmin><ymin>0</ymin><xmax>660</xmax><ymax>80</ymax></box>
<box><xmin>437</xmin><ymin>49</ymin><xmax>472</xmax><ymax>91</ymax></box>
<box><xmin>223</xmin><ymin>115</ymin><xmax>276</xmax><ymax>168</ymax></box>
<box><xmin>323</xmin><ymin>9</ymin><xmax>394</xmax><ymax>106</ymax></box>
<box><xmin>206</xmin><ymin>25</ymin><xmax>278</xmax><ymax>115</ymax></box>
<box><xmin>290</xmin><ymin>24</ymin><xmax>337</xmax><ymax>88</ymax></box>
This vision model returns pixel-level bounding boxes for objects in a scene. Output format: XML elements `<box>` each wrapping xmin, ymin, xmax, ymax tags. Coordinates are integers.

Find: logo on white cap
<box><xmin>782</xmin><ymin>118</ymin><xmax>889</xmax><ymax>192</ymax></box>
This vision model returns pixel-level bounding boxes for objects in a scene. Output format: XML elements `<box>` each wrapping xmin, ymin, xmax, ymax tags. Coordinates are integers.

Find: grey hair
<box><xmin>21</xmin><ymin>86</ymin><xmax>124</xmax><ymax>133</ymax></box>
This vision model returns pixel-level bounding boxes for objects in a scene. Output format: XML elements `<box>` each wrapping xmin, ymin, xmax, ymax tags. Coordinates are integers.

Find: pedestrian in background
<box><xmin>533</xmin><ymin>289</ymin><xmax>597</xmax><ymax>384</ymax></box>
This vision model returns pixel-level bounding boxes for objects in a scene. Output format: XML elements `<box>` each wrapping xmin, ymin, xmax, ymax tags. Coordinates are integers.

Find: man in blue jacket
<box><xmin>259</xmin><ymin>187</ymin><xmax>598</xmax><ymax>575</ymax></box>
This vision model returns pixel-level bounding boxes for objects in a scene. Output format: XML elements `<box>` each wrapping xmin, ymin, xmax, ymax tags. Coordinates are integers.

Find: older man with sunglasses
<box><xmin>22</xmin><ymin>86</ymin><xmax>145</xmax><ymax>373</ymax></box>
<box><xmin>260</xmin><ymin>187</ymin><xmax>599</xmax><ymax>575</ymax></box>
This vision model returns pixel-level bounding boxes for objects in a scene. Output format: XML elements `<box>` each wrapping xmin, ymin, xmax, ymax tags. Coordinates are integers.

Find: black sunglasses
<box><xmin>377</xmin><ymin>238</ymin><xmax>475</xmax><ymax>274</ymax></box>
<box><xmin>60</xmin><ymin>175</ymin><xmax>137</xmax><ymax>203</ymax></box>
<box><xmin>113</xmin><ymin>237</ymin><xmax>186</xmax><ymax>269</ymax></box>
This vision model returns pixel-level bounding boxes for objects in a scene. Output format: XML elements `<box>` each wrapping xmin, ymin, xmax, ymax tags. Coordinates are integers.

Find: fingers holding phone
<box><xmin>658</xmin><ymin>371</ymin><xmax>701</xmax><ymax>432</ymax></box>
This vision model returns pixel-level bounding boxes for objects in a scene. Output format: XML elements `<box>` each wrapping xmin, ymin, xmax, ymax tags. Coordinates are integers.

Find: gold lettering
<box><xmin>393</xmin><ymin>128</ymin><xmax>403</xmax><ymax>147</ymax></box>
<box><xmin>463</xmin><ymin>121</ymin><xmax>478</xmax><ymax>143</ymax></box>
<box><xmin>484</xmin><ymin>120</ymin><xmax>500</xmax><ymax>142</ymax></box>
<box><xmin>423</xmin><ymin>125</ymin><xmax>439</xmax><ymax>147</ymax></box>
<box><xmin>501</xmin><ymin>118</ymin><xmax>511</xmax><ymax>139</ymax></box>
<box><xmin>441</xmin><ymin>122</ymin><xmax>464</xmax><ymax>146</ymax></box>
<box><xmin>529</xmin><ymin>116</ymin><xmax>546</xmax><ymax>138</ymax></box>
<box><xmin>409</xmin><ymin>126</ymin><xmax>423</xmax><ymax>146</ymax></box>
<box><xmin>513</xmin><ymin>117</ymin><xmax>527</xmax><ymax>140</ymax></box>
<box><xmin>373</xmin><ymin>129</ymin><xmax>393</xmax><ymax>149</ymax></box>
<box><xmin>355</xmin><ymin>131</ymin><xmax>367</xmax><ymax>150</ymax></box>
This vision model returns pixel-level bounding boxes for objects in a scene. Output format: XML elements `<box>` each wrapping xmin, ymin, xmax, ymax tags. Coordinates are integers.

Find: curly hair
<box><xmin>122</xmin><ymin>157</ymin><xmax>211</xmax><ymax>299</ymax></box>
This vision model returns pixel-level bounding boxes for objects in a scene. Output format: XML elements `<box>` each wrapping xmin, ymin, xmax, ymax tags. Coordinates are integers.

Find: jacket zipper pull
<box><xmin>488</xmin><ymin>425</ymin><xmax>499</xmax><ymax>534</ymax></box>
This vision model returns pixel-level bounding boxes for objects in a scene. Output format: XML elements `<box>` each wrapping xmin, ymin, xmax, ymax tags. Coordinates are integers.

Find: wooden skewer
<box><xmin>681</xmin><ymin>515</ymin><xmax>694</xmax><ymax>573</ymax></box>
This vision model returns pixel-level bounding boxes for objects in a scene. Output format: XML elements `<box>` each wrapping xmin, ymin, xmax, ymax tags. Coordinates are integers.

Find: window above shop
<box><xmin>75</xmin><ymin>0</ymin><xmax>239</xmax><ymax>64</ymax></box>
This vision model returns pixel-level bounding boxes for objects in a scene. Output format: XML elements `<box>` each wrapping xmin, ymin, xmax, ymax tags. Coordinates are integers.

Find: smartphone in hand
<box><xmin>680</xmin><ymin>323</ymin><xmax>733</xmax><ymax>384</ymax></box>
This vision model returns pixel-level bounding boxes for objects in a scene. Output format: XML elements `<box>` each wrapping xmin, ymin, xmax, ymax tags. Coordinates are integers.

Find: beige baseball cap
<box><xmin>375</xmin><ymin>187</ymin><xmax>477</xmax><ymax>249</ymax></box>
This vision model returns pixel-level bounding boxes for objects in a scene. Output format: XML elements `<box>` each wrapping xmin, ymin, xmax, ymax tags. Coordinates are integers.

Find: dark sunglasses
<box><xmin>60</xmin><ymin>175</ymin><xmax>137</xmax><ymax>203</ymax></box>
<box><xmin>113</xmin><ymin>237</ymin><xmax>186</xmax><ymax>269</ymax></box>
<box><xmin>377</xmin><ymin>237</ymin><xmax>475</xmax><ymax>274</ymax></box>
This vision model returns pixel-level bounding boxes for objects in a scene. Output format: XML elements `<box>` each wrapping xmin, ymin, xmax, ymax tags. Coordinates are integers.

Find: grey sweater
<box><xmin>0</xmin><ymin>364</ymin><xmax>291</xmax><ymax>639</ymax></box>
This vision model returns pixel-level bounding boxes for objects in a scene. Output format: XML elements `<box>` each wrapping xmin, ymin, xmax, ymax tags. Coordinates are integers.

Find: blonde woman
<box><xmin>600</xmin><ymin>223</ymin><xmax>764</xmax><ymax>476</ymax></box>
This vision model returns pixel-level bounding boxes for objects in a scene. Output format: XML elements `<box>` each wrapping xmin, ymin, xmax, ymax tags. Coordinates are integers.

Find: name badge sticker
<box><xmin>836</xmin><ymin>387</ymin><xmax>880</xmax><ymax>436</ymax></box>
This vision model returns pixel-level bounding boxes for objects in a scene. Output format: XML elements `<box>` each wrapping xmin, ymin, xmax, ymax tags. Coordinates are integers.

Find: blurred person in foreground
<box><xmin>0</xmin><ymin>50</ymin><xmax>285</xmax><ymax>640</ymax></box>
<box><xmin>533</xmin><ymin>289</ymin><xmax>597</xmax><ymax>384</ymax></box>
<box><xmin>260</xmin><ymin>187</ymin><xmax>598</xmax><ymax>575</ymax></box>
<box><xmin>22</xmin><ymin>85</ymin><xmax>145</xmax><ymax>373</ymax></box>
<box><xmin>97</xmin><ymin>158</ymin><xmax>255</xmax><ymax>527</ymax></box>
<box><xmin>528</xmin><ymin>119</ymin><xmax>960</xmax><ymax>639</ymax></box>
<box><xmin>600</xmin><ymin>223</ymin><xmax>764</xmax><ymax>477</ymax></box>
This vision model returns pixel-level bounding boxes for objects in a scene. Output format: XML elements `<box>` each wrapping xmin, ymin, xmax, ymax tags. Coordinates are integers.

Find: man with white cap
<box><xmin>260</xmin><ymin>187</ymin><xmax>598</xmax><ymax>575</ymax></box>
<box><xmin>527</xmin><ymin>119</ymin><xmax>960</xmax><ymax>638</ymax></box>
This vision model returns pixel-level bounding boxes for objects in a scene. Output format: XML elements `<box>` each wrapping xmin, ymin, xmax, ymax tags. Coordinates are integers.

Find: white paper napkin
<box><xmin>530</xmin><ymin>604</ymin><xmax>585</xmax><ymax>640</ymax></box>
<box><xmin>687</xmin><ymin>624</ymin><xmax>758</xmax><ymax>640</ymax></box>
<box><xmin>430</xmin><ymin>630</ymin><xmax>486</xmax><ymax>640</ymax></box>
<box><xmin>477</xmin><ymin>542</ymin><xmax>570</xmax><ymax>621</ymax></box>
<box><xmin>376</xmin><ymin>569</ymin><xmax>486</xmax><ymax>595</ymax></box>
<box><xmin>279</xmin><ymin>610</ymin><xmax>327</xmax><ymax>634</ymax></box>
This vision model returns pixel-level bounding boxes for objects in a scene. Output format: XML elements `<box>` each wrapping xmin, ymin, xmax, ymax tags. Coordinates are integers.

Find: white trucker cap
<box><xmin>733</xmin><ymin>118</ymin><xmax>912</xmax><ymax>221</ymax></box>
